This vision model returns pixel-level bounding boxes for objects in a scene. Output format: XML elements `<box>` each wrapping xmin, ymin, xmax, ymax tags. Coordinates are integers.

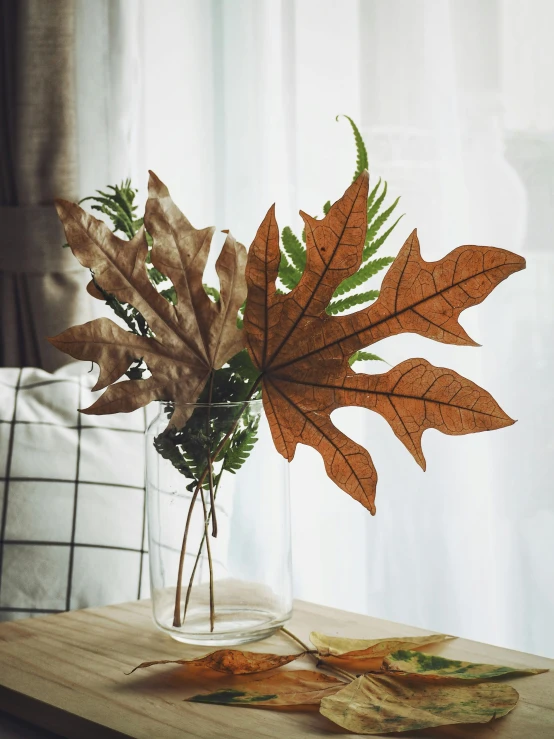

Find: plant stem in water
<box><xmin>206</xmin><ymin>371</ymin><xmax>218</xmax><ymax>538</ymax></box>
<box><xmin>183</xmin><ymin>465</ymin><xmax>225</xmax><ymax>617</ymax></box>
<box><xmin>172</xmin><ymin>482</ymin><xmax>201</xmax><ymax>627</ymax></box>
<box><xmin>199</xmin><ymin>487</ymin><xmax>215</xmax><ymax>632</ymax></box>
<box><xmin>173</xmin><ymin>375</ymin><xmax>262</xmax><ymax>628</ymax></box>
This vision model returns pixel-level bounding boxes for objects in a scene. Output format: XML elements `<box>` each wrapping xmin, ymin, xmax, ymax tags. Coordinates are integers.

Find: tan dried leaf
<box><xmin>187</xmin><ymin>670</ymin><xmax>344</xmax><ymax>709</ymax></box>
<box><xmin>49</xmin><ymin>172</ymin><xmax>246</xmax><ymax>429</ymax></box>
<box><xmin>310</xmin><ymin>632</ymin><xmax>453</xmax><ymax>673</ymax></box>
<box><xmin>127</xmin><ymin>649</ymin><xmax>305</xmax><ymax>676</ymax></box>
<box><xmin>319</xmin><ymin>673</ymin><xmax>519</xmax><ymax>734</ymax></box>
<box><xmin>243</xmin><ymin>172</ymin><xmax>525</xmax><ymax>511</ymax></box>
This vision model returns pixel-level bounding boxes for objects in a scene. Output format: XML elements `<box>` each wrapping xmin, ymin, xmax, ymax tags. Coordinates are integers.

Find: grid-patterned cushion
<box><xmin>0</xmin><ymin>365</ymin><xmax>149</xmax><ymax>621</ymax></box>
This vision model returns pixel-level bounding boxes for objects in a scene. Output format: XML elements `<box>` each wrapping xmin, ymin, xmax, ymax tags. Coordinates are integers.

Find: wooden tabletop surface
<box><xmin>0</xmin><ymin>598</ymin><xmax>552</xmax><ymax>738</ymax></box>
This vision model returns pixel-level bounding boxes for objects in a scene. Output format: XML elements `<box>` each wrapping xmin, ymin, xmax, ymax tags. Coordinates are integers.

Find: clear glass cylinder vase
<box><xmin>145</xmin><ymin>399</ymin><xmax>292</xmax><ymax>645</ymax></box>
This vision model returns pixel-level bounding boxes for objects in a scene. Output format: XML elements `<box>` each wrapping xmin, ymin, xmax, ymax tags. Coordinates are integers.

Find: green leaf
<box><xmin>323</xmin><ymin>200</ymin><xmax>331</xmax><ymax>215</ymax></box>
<box><xmin>327</xmin><ymin>289</ymin><xmax>380</xmax><ymax>315</ymax></box>
<box><xmin>160</xmin><ymin>286</ymin><xmax>177</xmax><ymax>304</ymax></box>
<box><xmin>278</xmin><ymin>252</ymin><xmax>302</xmax><ymax>291</ymax></box>
<box><xmin>80</xmin><ymin>180</ymin><xmax>140</xmax><ymax>240</ymax></box>
<box><xmin>349</xmin><ymin>351</ymin><xmax>387</xmax><ymax>366</ymax></box>
<box><xmin>384</xmin><ymin>650</ymin><xmax>548</xmax><ymax>681</ymax></box>
<box><xmin>366</xmin><ymin>196</ymin><xmax>400</xmax><ymax>245</ymax></box>
<box><xmin>333</xmin><ymin>257</ymin><xmax>394</xmax><ymax>298</ymax></box>
<box><xmin>363</xmin><ymin>216</ymin><xmax>403</xmax><ymax>261</ymax></box>
<box><xmin>204</xmin><ymin>284</ymin><xmax>221</xmax><ymax>303</ymax></box>
<box><xmin>190</xmin><ymin>689</ymin><xmax>278</xmax><ymax>705</ymax></box>
<box><xmin>337</xmin><ymin>115</ymin><xmax>368</xmax><ymax>181</ymax></box>
<box><xmin>218</xmin><ymin>418</ymin><xmax>259</xmax><ymax>474</ymax></box>
<box><xmin>281</xmin><ymin>226</ymin><xmax>306</xmax><ymax>273</ymax></box>
<box><xmin>366</xmin><ymin>181</ymin><xmax>388</xmax><ymax>234</ymax></box>
<box><xmin>366</xmin><ymin>178</ymin><xmax>382</xmax><ymax>213</ymax></box>
<box><xmin>226</xmin><ymin>349</ymin><xmax>260</xmax><ymax>389</ymax></box>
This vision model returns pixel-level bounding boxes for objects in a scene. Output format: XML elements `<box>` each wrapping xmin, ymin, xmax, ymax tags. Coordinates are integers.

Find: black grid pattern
<box><xmin>0</xmin><ymin>367</ymin><xmax>149</xmax><ymax>621</ymax></box>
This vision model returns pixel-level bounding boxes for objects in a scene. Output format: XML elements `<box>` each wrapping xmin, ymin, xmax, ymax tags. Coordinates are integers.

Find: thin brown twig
<box><xmin>172</xmin><ymin>482</ymin><xmax>201</xmax><ymax>627</ymax></box>
<box><xmin>183</xmin><ymin>460</ymin><xmax>225</xmax><ymax>618</ymax></box>
<box><xmin>206</xmin><ymin>371</ymin><xmax>218</xmax><ymax>538</ymax></box>
<box><xmin>199</xmin><ymin>486</ymin><xmax>215</xmax><ymax>632</ymax></box>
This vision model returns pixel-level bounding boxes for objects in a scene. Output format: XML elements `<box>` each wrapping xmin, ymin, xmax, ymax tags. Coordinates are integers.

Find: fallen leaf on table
<box><xmin>310</xmin><ymin>631</ymin><xmax>454</xmax><ymax>672</ymax></box>
<box><xmin>383</xmin><ymin>649</ymin><xmax>549</xmax><ymax>681</ymax></box>
<box><xmin>50</xmin><ymin>172</ymin><xmax>246</xmax><ymax>430</ymax></box>
<box><xmin>126</xmin><ymin>628</ymin><xmax>547</xmax><ymax>732</ymax></box>
<box><xmin>319</xmin><ymin>673</ymin><xmax>519</xmax><ymax>734</ymax></box>
<box><xmin>127</xmin><ymin>649</ymin><xmax>305</xmax><ymax>676</ymax></box>
<box><xmin>187</xmin><ymin>670</ymin><xmax>344</xmax><ymax>709</ymax></box>
<box><xmin>243</xmin><ymin>172</ymin><xmax>525</xmax><ymax>512</ymax></box>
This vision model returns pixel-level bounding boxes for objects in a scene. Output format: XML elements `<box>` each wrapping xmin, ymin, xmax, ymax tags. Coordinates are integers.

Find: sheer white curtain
<box><xmin>75</xmin><ymin>0</ymin><xmax>554</xmax><ymax>657</ymax></box>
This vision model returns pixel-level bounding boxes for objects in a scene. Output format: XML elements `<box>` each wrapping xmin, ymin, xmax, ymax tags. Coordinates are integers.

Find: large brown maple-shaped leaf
<box><xmin>243</xmin><ymin>172</ymin><xmax>525</xmax><ymax>513</ymax></box>
<box><xmin>49</xmin><ymin>173</ymin><xmax>247</xmax><ymax>429</ymax></box>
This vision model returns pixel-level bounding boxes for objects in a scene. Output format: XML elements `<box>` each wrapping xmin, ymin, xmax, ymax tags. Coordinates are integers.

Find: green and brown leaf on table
<box><xmin>127</xmin><ymin>629</ymin><xmax>547</xmax><ymax>733</ymax></box>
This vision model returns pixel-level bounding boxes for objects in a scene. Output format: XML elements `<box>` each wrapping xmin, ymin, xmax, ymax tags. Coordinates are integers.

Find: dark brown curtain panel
<box><xmin>0</xmin><ymin>0</ymin><xmax>95</xmax><ymax>370</ymax></box>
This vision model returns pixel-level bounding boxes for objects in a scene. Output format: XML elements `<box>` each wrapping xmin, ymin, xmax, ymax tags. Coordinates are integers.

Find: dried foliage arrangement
<box><xmin>125</xmin><ymin>629</ymin><xmax>547</xmax><ymax>733</ymax></box>
<box><xmin>51</xmin><ymin>118</ymin><xmax>524</xmax><ymax>638</ymax></box>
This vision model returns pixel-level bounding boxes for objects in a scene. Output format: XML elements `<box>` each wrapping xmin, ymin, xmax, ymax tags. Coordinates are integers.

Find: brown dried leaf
<box><xmin>243</xmin><ymin>172</ymin><xmax>525</xmax><ymax>511</ymax></box>
<box><xmin>187</xmin><ymin>670</ymin><xmax>343</xmax><ymax>709</ymax></box>
<box><xmin>127</xmin><ymin>649</ymin><xmax>305</xmax><ymax>676</ymax></box>
<box><xmin>49</xmin><ymin>172</ymin><xmax>246</xmax><ymax>429</ymax></box>
<box><xmin>319</xmin><ymin>673</ymin><xmax>519</xmax><ymax>734</ymax></box>
<box><xmin>310</xmin><ymin>632</ymin><xmax>454</xmax><ymax>673</ymax></box>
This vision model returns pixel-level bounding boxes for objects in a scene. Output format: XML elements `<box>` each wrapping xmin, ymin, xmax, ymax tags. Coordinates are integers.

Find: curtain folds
<box><xmin>0</xmin><ymin>0</ymin><xmax>96</xmax><ymax>370</ymax></box>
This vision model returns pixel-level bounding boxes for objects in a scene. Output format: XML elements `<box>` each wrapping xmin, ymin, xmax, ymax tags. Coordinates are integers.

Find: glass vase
<box><xmin>145</xmin><ymin>399</ymin><xmax>292</xmax><ymax>646</ymax></box>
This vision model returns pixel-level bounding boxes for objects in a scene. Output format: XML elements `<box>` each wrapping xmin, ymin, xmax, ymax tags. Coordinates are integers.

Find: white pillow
<box><xmin>0</xmin><ymin>364</ymin><xmax>149</xmax><ymax>621</ymax></box>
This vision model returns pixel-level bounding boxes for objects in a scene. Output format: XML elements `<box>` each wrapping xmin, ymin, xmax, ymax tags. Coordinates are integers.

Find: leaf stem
<box><xmin>206</xmin><ymin>370</ymin><xmax>218</xmax><ymax>538</ymax></box>
<box><xmin>281</xmin><ymin>626</ymin><xmax>311</xmax><ymax>652</ymax></box>
<box><xmin>183</xmin><ymin>449</ymin><xmax>226</xmax><ymax>619</ymax></box>
<box><xmin>172</xmin><ymin>482</ymin><xmax>201</xmax><ymax>627</ymax></box>
<box><xmin>280</xmin><ymin>626</ymin><xmax>355</xmax><ymax>684</ymax></box>
<box><xmin>198</xmin><ymin>487</ymin><xmax>215</xmax><ymax>632</ymax></box>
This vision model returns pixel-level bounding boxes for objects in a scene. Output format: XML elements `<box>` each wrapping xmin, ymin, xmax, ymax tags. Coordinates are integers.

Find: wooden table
<box><xmin>0</xmin><ymin>599</ymin><xmax>552</xmax><ymax>738</ymax></box>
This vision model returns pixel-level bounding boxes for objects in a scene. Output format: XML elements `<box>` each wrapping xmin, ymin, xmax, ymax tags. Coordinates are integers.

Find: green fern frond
<box><xmin>366</xmin><ymin>181</ymin><xmax>388</xmax><ymax>232</ymax></box>
<box><xmin>349</xmin><ymin>350</ymin><xmax>388</xmax><ymax>366</ymax></box>
<box><xmin>337</xmin><ymin>114</ymin><xmax>368</xmax><ymax>181</ymax></box>
<box><xmin>333</xmin><ymin>257</ymin><xmax>394</xmax><ymax>298</ymax></box>
<box><xmin>220</xmin><ymin>420</ymin><xmax>259</xmax><ymax>475</ymax></box>
<box><xmin>204</xmin><ymin>284</ymin><xmax>220</xmax><ymax>303</ymax></box>
<box><xmin>363</xmin><ymin>216</ymin><xmax>404</xmax><ymax>261</ymax></box>
<box><xmin>327</xmin><ymin>289</ymin><xmax>380</xmax><ymax>315</ymax></box>
<box><xmin>160</xmin><ymin>286</ymin><xmax>177</xmax><ymax>304</ymax></box>
<box><xmin>88</xmin><ymin>198</ymin><xmax>135</xmax><ymax>237</ymax></box>
<box><xmin>366</xmin><ymin>196</ymin><xmax>400</xmax><ymax>245</ymax></box>
<box><xmin>281</xmin><ymin>226</ymin><xmax>306</xmax><ymax>273</ymax></box>
<box><xmin>278</xmin><ymin>253</ymin><xmax>302</xmax><ymax>291</ymax></box>
<box><xmin>366</xmin><ymin>178</ymin><xmax>382</xmax><ymax>213</ymax></box>
<box><xmin>226</xmin><ymin>349</ymin><xmax>260</xmax><ymax>389</ymax></box>
<box><xmin>81</xmin><ymin>180</ymin><xmax>139</xmax><ymax>239</ymax></box>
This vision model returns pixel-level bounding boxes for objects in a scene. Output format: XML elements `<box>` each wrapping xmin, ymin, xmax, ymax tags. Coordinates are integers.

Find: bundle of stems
<box><xmin>172</xmin><ymin>376</ymin><xmax>262</xmax><ymax>630</ymax></box>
